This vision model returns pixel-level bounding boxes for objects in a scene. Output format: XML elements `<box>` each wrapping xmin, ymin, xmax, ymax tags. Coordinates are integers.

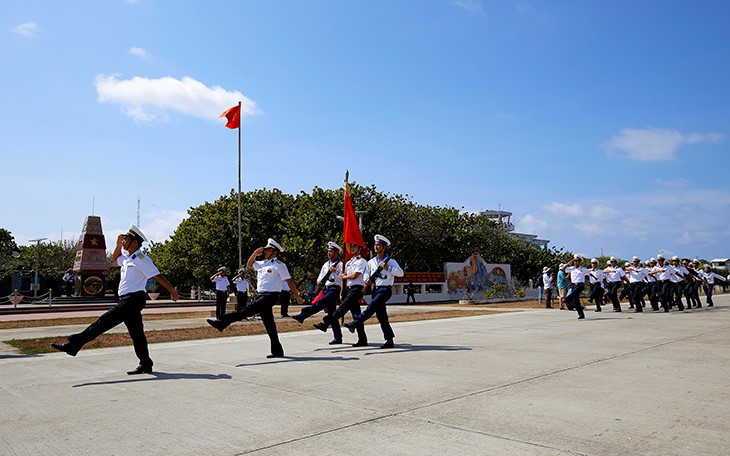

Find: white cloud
<box><xmin>12</xmin><ymin>22</ymin><xmax>39</xmax><ymax>37</ymax></box>
<box><xmin>544</xmin><ymin>202</ymin><xmax>582</xmax><ymax>217</ymax></box>
<box><xmin>589</xmin><ymin>205</ymin><xmax>619</xmax><ymax>219</ymax></box>
<box><xmin>604</xmin><ymin>128</ymin><xmax>724</xmax><ymax>161</ymax></box>
<box><xmin>515</xmin><ymin>214</ymin><xmax>548</xmax><ymax>234</ymax></box>
<box><xmin>654</xmin><ymin>178</ymin><xmax>689</xmax><ymax>188</ymax></box>
<box><xmin>574</xmin><ymin>223</ymin><xmax>603</xmax><ymax>236</ymax></box>
<box><xmin>128</xmin><ymin>47</ymin><xmax>151</xmax><ymax>59</ymax></box>
<box><xmin>454</xmin><ymin>0</ymin><xmax>484</xmax><ymax>14</ymax></box>
<box><xmin>95</xmin><ymin>75</ymin><xmax>259</xmax><ymax>123</ymax></box>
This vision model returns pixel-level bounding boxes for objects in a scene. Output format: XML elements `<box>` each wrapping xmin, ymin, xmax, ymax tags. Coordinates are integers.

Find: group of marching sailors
<box><xmin>206</xmin><ymin>234</ymin><xmax>403</xmax><ymax>357</ymax></box>
<box><xmin>544</xmin><ymin>254</ymin><xmax>725</xmax><ymax>319</ymax></box>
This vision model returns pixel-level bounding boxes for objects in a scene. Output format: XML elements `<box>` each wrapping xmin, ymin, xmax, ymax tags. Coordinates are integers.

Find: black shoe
<box><xmin>328</xmin><ymin>339</ymin><xmax>342</xmax><ymax>345</ymax></box>
<box><xmin>281</xmin><ymin>314</ymin><xmax>290</xmax><ymax>318</ymax></box>
<box><xmin>708</xmin><ymin>303</ymin><xmax>713</xmax><ymax>307</ymax></box>
<box><xmin>380</xmin><ymin>339</ymin><xmax>394</xmax><ymax>349</ymax></box>
<box><xmin>577</xmin><ymin>315</ymin><xmax>585</xmax><ymax>319</ymax></box>
<box><xmin>206</xmin><ymin>319</ymin><xmax>226</xmax><ymax>332</ymax></box>
<box><xmin>291</xmin><ymin>314</ymin><xmax>305</xmax><ymax>324</ymax></box>
<box><xmin>634</xmin><ymin>308</ymin><xmax>643</xmax><ymax>313</ymax></box>
<box><xmin>344</xmin><ymin>322</ymin><xmax>356</xmax><ymax>333</ymax></box>
<box><xmin>266</xmin><ymin>353</ymin><xmax>284</xmax><ymax>359</ymax></box>
<box><xmin>313</xmin><ymin>322</ymin><xmax>328</xmax><ymax>332</ymax></box>
<box><xmin>595</xmin><ymin>308</ymin><xmax>602</xmax><ymax>312</ymax></box>
<box><xmin>51</xmin><ymin>342</ymin><xmax>79</xmax><ymax>357</ymax></box>
<box><xmin>352</xmin><ymin>341</ymin><xmax>368</xmax><ymax>347</ymax></box>
<box><xmin>127</xmin><ymin>365</ymin><xmax>153</xmax><ymax>375</ymax></box>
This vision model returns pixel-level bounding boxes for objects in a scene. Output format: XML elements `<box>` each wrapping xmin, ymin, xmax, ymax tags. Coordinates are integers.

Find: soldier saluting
<box><xmin>51</xmin><ymin>225</ymin><xmax>179</xmax><ymax>375</ymax></box>
<box><xmin>207</xmin><ymin>238</ymin><xmax>303</xmax><ymax>358</ymax></box>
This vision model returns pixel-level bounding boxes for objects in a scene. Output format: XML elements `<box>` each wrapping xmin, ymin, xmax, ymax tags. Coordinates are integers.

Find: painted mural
<box><xmin>445</xmin><ymin>255</ymin><xmax>512</xmax><ymax>300</ymax></box>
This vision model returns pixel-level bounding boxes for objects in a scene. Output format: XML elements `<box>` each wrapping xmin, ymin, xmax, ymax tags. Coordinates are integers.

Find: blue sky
<box><xmin>2</xmin><ymin>0</ymin><xmax>729</xmax><ymax>262</ymax></box>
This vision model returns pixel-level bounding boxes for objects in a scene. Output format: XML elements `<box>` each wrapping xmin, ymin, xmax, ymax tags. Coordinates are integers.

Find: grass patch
<box><xmin>8</xmin><ymin>309</ymin><xmax>500</xmax><ymax>355</ymax></box>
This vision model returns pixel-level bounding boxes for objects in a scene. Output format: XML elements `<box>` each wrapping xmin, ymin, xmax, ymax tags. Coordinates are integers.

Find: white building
<box><xmin>710</xmin><ymin>258</ymin><xmax>730</xmax><ymax>270</ymax></box>
<box><xmin>481</xmin><ymin>210</ymin><xmax>550</xmax><ymax>249</ymax></box>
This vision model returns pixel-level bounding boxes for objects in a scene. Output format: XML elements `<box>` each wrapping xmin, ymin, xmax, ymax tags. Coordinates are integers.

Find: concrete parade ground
<box><xmin>1</xmin><ymin>295</ymin><xmax>729</xmax><ymax>456</ymax></box>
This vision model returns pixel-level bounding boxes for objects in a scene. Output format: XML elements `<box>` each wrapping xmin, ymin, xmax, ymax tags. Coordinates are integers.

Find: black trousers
<box><xmin>298</xmin><ymin>287</ymin><xmax>343</xmax><ymax>341</ymax></box>
<box><xmin>278</xmin><ymin>290</ymin><xmax>291</xmax><ymax>316</ymax></box>
<box><xmin>220</xmin><ymin>292</ymin><xmax>283</xmax><ymax>356</ymax></box>
<box><xmin>628</xmin><ymin>282</ymin><xmax>644</xmax><ymax>310</ymax></box>
<box><xmin>215</xmin><ymin>290</ymin><xmax>228</xmax><ymax>319</ymax></box>
<box><xmin>68</xmin><ymin>291</ymin><xmax>152</xmax><ymax>367</ymax></box>
<box><xmin>236</xmin><ymin>291</ymin><xmax>248</xmax><ymax>312</ymax></box>
<box><xmin>326</xmin><ymin>285</ymin><xmax>367</xmax><ymax>343</ymax></box>
<box><xmin>565</xmin><ymin>282</ymin><xmax>585</xmax><ymax>318</ymax></box>
<box><xmin>606</xmin><ymin>281</ymin><xmax>622</xmax><ymax>311</ymax></box>
<box><xmin>352</xmin><ymin>286</ymin><xmax>395</xmax><ymax>341</ymax></box>
<box><xmin>589</xmin><ymin>283</ymin><xmax>604</xmax><ymax>310</ymax></box>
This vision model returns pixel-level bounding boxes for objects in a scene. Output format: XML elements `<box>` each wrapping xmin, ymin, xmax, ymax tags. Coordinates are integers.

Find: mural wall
<box><xmin>445</xmin><ymin>255</ymin><xmax>512</xmax><ymax>300</ymax></box>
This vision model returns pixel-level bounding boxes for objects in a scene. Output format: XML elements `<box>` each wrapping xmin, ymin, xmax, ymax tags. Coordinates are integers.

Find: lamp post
<box><xmin>28</xmin><ymin>238</ymin><xmax>47</xmax><ymax>297</ymax></box>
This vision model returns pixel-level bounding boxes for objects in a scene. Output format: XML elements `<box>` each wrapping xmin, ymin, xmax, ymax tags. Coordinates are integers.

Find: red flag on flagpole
<box><xmin>219</xmin><ymin>104</ymin><xmax>241</xmax><ymax>129</ymax></box>
<box><xmin>343</xmin><ymin>176</ymin><xmax>367</xmax><ymax>261</ymax></box>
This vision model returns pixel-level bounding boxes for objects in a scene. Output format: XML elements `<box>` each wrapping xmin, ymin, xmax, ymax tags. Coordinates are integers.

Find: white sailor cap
<box><xmin>264</xmin><ymin>238</ymin><xmax>284</xmax><ymax>252</ymax></box>
<box><xmin>625</xmin><ymin>262</ymin><xmax>630</xmax><ymax>267</ymax></box>
<box><xmin>217</xmin><ymin>266</ymin><xmax>226</xmax><ymax>272</ymax></box>
<box><xmin>374</xmin><ymin>234</ymin><xmax>391</xmax><ymax>246</ymax></box>
<box><xmin>590</xmin><ymin>258</ymin><xmax>598</xmax><ymax>264</ymax></box>
<box><xmin>650</xmin><ymin>257</ymin><xmax>656</xmax><ymax>262</ymax></box>
<box><xmin>609</xmin><ymin>256</ymin><xmax>617</xmax><ymax>262</ymax></box>
<box><xmin>692</xmin><ymin>258</ymin><xmax>699</xmax><ymax>264</ymax></box>
<box><xmin>543</xmin><ymin>266</ymin><xmax>551</xmax><ymax>273</ymax></box>
<box><xmin>124</xmin><ymin>224</ymin><xmax>148</xmax><ymax>243</ymax></box>
<box><xmin>574</xmin><ymin>255</ymin><xmax>582</xmax><ymax>260</ymax></box>
<box><xmin>671</xmin><ymin>255</ymin><xmax>680</xmax><ymax>261</ymax></box>
<box><xmin>703</xmin><ymin>264</ymin><xmax>711</xmax><ymax>269</ymax></box>
<box><xmin>327</xmin><ymin>241</ymin><xmax>342</xmax><ymax>252</ymax></box>
<box><xmin>237</xmin><ymin>268</ymin><xmax>245</xmax><ymax>274</ymax></box>
<box><xmin>632</xmin><ymin>256</ymin><xmax>640</xmax><ymax>262</ymax></box>
<box><xmin>657</xmin><ymin>254</ymin><xmax>665</xmax><ymax>260</ymax></box>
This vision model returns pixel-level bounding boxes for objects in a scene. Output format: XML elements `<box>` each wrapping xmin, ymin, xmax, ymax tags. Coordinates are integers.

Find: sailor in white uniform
<box><xmin>207</xmin><ymin>238</ymin><xmax>303</xmax><ymax>358</ymax></box>
<box><xmin>344</xmin><ymin>235</ymin><xmax>403</xmax><ymax>348</ymax></box>
<box><xmin>51</xmin><ymin>225</ymin><xmax>179</xmax><ymax>375</ymax></box>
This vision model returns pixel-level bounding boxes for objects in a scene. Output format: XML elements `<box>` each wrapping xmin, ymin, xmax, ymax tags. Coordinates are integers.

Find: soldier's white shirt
<box><xmin>213</xmin><ymin>276</ymin><xmax>230</xmax><ymax>291</ymax></box>
<box><xmin>587</xmin><ymin>268</ymin><xmax>604</xmax><ymax>284</ymax></box>
<box><xmin>627</xmin><ymin>267</ymin><xmax>647</xmax><ymax>283</ymax></box>
<box><xmin>565</xmin><ymin>266</ymin><xmax>588</xmax><ymax>284</ymax></box>
<box><xmin>671</xmin><ymin>265</ymin><xmax>689</xmax><ymax>283</ymax></box>
<box><xmin>701</xmin><ymin>270</ymin><xmax>724</xmax><ymax>284</ymax></box>
<box><xmin>652</xmin><ymin>265</ymin><xmax>671</xmax><ymax>281</ymax></box>
<box><xmin>117</xmin><ymin>249</ymin><xmax>160</xmax><ymax>296</ymax></box>
<box><xmin>234</xmin><ymin>277</ymin><xmax>249</xmax><ymax>292</ymax></box>
<box><xmin>364</xmin><ymin>255</ymin><xmax>404</xmax><ymax>287</ymax></box>
<box><xmin>665</xmin><ymin>264</ymin><xmax>683</xmax><ymax>283</ymax></box>
<box><xmin>252</xmin><ymin>258</ymin><xmax>292</xmax><ymax>292</ymax></box>
<box><xmin>603</xmin><ymin>266</ymin><xmax>625</xmax><ymax>282</ymax></box>
<box><xmin>345</xmin><ymin>255</ymin><xmax>367</xmax><ymax>287</ymax></box>
<box><xmin>317</xmin><ymin>260</ymin><xmax>343</xmax><ymax>287</ymax></box>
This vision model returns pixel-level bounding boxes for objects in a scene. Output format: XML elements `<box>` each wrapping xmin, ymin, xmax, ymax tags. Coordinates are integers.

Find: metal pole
<box><xmin>237</xmin><ymin>101</ymin><xmax>242</xmax><ymax>269</ymax></box>
<box><xmin>29</xmin><ymin>238</ymin><xmax>47</xmax><ymax>297</ymax></box>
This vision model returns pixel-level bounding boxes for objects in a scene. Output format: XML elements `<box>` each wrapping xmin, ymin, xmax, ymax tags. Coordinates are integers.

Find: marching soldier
<box><xmin>587</xmin><ymin>259</ymin><xmax>604</xmax><ymax>312</ymax></box>
<box><xmin>51</xmin><ymin>225</ymin><xmax>179</xmax><ymax>375</ymax></box>
<box><xmin>686</xmin><ymin>259</ymin><xmax>703</xmax><ymax>308</ymax></box>
<box><xmin>700</xmin><ymin>264</ymin><xmax>725</xmax><ymax>307</ymax></box>
<box><xmin>317</xmin><ymin>243</ymin><xmax>369</xmax><ymax>346</ymax></box>
<box><xmin>561</xmin><ymin>255</ymin><xmax>588</xmax><ymax>319</ymax></box>
<box><xmin>603</xmin><ymin>257</ymin><xmax>629</xmax><ymax>312</ymax></box>
<box><xmin>344</xmin><ymin>235</ymin><xmax>403</xmax><ymax>348</ymax></box>
<box><xmin>625</xmin><ymin>257</ymin><xmax>647</xmax><ymax>313</ymax></box>
<box><xmin>232</xmin><ymin>268</ymin><xmax>249</xmax><ymax>312</ymax></box>
<box><xmin>210</xmin><ymin>266</ymin><xmax>231</xmax><ymax>319</ymax></box>
<box><xmin>207</xmin><ymin>238</ymin><xmax>303</xmax><ymax>358</ymax></box>
<box><xmin>291</xmin><ymin>242</ymin><xmax>345</xmax><ymax>345</ymax></box>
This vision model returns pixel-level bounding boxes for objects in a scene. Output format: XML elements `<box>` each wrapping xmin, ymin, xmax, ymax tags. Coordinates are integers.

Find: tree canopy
<box><xmin>149</xmin><ymin>184</ymin><xmax>570</xmax><ymax>289</ymax></box>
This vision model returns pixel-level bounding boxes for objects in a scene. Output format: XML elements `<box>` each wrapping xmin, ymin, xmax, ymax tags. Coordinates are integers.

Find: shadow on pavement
<box><xmin>362</xmin><ymin>343</ymin><xmax>472</xmax><ymax>356</ymax></box>
<box><xmin>236</xmin><ymin>355</ymin><xmax>359</xmax><ymax>367</ymax></box>
<box><xmin>73</xmin><ymin>372</ymin><xmax>232</xmax><ymax>388</ymax></box>
<box><xmin>0</xmin><ymin>354</ymin><xmax>41</xmax><ymax>359</ymax></box>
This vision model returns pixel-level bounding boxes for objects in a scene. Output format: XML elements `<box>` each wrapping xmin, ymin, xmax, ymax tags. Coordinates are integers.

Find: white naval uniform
<box><xmin>253</xmin><ymin>258</ymin><xmax>292</xmax><ymax>292</ymax></box>
<box><xmin>117</xmin><ymin>249</ymin><xmax>160</xmax><ymax>296</ymax></box>
<box><xmin>345</xmin><ymin>255</ymin><xmax>367</xmax><ymax>287</ymax></box>
<box><xmin>317</xmin><ymin>260</ymin><xmax>344</xmax><ymax>288</ymax></box>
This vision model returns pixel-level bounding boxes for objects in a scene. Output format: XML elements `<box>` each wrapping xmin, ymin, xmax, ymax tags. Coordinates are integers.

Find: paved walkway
<box><xmin>1</xmin><ymin>295</ymin><xmax>728</xmax><ymax>455</ymax></box>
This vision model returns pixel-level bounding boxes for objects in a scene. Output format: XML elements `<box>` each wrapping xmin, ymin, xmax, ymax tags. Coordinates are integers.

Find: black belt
<box><xmin>326</xmin><ymin>285</ymin><xmax>341</xmax><ymax>290</ymax></box>
<box><xmin>258</xmin><ymin>291</ymin><xmax>280</xmax><ymax>295</ymax></box>
<box><xmin>375</xmin><ymin>285</ymin><xmax>392</xmax><ymax>290</ymax></box>
<box><xmin>121</xmin><ymin>290</ymin><xmax>147</xmax><ymax>298</ymax></box>
<box><xmin>348</xmin><ymin>285</ymin><xmax>364</xmax><ymax>289</ymax></box>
